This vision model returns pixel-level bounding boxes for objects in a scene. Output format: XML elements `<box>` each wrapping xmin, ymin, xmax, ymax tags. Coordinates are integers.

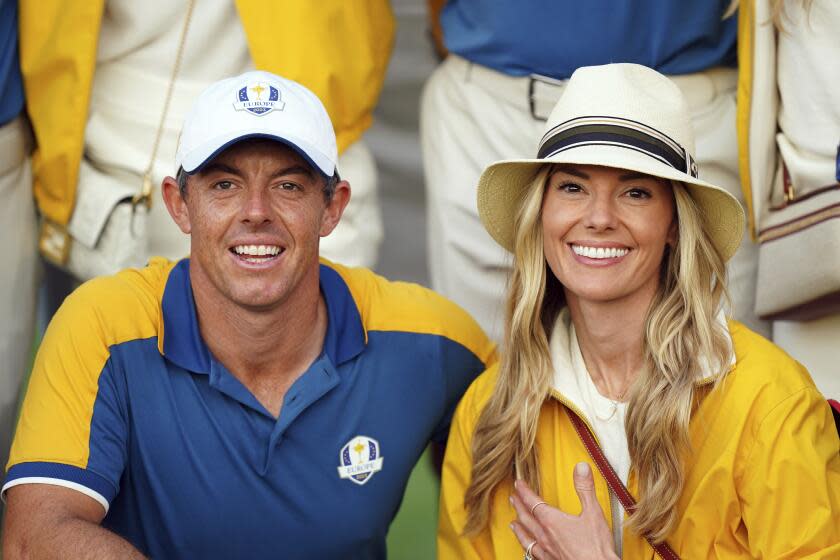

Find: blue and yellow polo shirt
<box><xmin>3</xmin><ymin>258</ymin><xmax>495</xmax><ymax>558</ymax></box>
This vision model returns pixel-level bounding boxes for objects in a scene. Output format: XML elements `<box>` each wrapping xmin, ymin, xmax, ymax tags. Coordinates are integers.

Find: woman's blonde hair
<box><xmin>462</xmin><ymin>166</ymin><xmax>732</xmax><ymax>542</ymax></box>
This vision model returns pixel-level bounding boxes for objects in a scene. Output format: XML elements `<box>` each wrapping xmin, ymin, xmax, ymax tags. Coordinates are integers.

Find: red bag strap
<box><xmin>828</xmin><ymin>399</ymin><xmax>840</xmax><ymax>439</ymax></box>
<box><xmin>564</xmin><ymin>404</ymin><xmax>680</xmax><ymax>560</ymax></box>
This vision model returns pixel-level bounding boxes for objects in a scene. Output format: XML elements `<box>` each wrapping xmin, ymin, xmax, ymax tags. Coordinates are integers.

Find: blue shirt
<box><xmin>441</xmin><ymin>1</ymin><xmax>737</xmax><ymax>79</ymax></box>
<box><xmin>0</xmin><ymin>0</ymin><xmax>24</xmax><ymax>124</ymax></box>
<box><xmin>4</xmin><ymin>258</ymin><xmax>495</xmax><ymax>559</ymax></box>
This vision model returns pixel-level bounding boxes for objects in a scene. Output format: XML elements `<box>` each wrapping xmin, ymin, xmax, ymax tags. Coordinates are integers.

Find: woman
<box><xmin>437</xmin><ymin>64</ymin><xmax>840</xmax><ymax>559</ymax></box>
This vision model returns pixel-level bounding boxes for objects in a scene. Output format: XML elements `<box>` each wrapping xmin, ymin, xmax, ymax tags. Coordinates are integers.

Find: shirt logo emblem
<box><xmin>233</xmin><ymin>81</ymin><xmax>285</xmax><ymax>116</ymax></box>
<box><xmin>337</xmin><ymin>435</ymin><xmax>383</xmax><ymax>486</ymax></box>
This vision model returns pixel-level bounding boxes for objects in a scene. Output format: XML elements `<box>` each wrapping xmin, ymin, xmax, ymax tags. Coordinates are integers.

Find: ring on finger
<box><xmin>525</xmin><ymin>540</ymin><xmax>538</xmax><ymax>560</ymax></box>
<box><xmin>530</xmin><ymin>500</ymin><xmax>548</xmax><ymax>516</ymax></box>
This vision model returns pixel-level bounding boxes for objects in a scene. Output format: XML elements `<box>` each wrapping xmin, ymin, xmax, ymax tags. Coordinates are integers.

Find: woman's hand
<box><xmin>509</xmin><ymin>462</ymin><xmax>618</xmax><ymax>560</ymax></box>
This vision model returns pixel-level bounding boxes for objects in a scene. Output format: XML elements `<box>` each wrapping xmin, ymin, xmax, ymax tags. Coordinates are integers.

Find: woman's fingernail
<box><xmin>575</xmin><ymin>462</ymin><xmax>590</xmax><ymax>476</ymax></box>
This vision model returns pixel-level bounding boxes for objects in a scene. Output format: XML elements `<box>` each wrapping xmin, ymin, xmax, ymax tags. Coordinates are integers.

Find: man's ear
<box><xmin>161</xmin><ymin>176</ymin><xmax>192</xmax><ymax>234</ymax></box>
<box><xmin>319</xmin><ymin>180</ymin><xmax>351</xmax><ymax>237</ymax></box>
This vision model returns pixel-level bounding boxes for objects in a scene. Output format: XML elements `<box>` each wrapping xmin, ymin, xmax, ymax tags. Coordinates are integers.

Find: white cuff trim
<box><xmin>1</xmin><ymin>477</ymin><xmax>110</xmax><ymax>514</ymax></box>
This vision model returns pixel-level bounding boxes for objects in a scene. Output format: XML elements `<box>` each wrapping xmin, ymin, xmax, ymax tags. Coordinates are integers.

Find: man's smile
<box><xmin>230</xmin><ymin>244</ymin><xmax>284</xmax><ymax>264</ymax></box>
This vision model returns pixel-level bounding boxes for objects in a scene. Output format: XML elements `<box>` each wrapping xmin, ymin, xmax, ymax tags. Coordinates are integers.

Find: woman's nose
<box><xmin>582</xmin><ymin>194</ymin><xmax>618</xmax><ymax>231</ymax></box>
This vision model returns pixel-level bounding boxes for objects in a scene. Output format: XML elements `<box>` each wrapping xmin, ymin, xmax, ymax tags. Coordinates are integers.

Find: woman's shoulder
<box><xmin>728</xmin><ymin>320</ymin><xmax>812</xmax><ymax>384</ymax></box>
<box><xmin>725</xmin><ymin>319</ymin><xmax>822</xmax><ymax>408</ymax></box>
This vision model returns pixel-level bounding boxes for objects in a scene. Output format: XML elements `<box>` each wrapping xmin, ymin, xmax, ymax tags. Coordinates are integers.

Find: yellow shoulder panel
<box><xmin>324</xmin><ymin>261</ymin><xmax>497</xmax><ymax>368</ymax></box>
<box><xmin>8</xmin><ymin>259</ymin><xmax>175</xmax><ymax>471</ymax></box>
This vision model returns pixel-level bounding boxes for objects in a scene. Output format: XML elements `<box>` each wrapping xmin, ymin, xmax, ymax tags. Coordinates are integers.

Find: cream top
<box><xmin>549</xmin><ymin>310</ymin><xmax>630</xmax><ymax>556</ymax></box>
<box><xmin>549</xmin><ymin>308</ymin><xmax>734</xmax><ymax>557</ymax></box>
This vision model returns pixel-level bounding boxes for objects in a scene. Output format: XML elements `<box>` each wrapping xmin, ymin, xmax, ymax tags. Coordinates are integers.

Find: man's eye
<box><xmin>214</xmin><ymin>181</ymin><xmax>233</xmax><ymax>190</ymax></box>
<box><xmin>278</xmin><ymin>182</ymin><xmax>300</xmax><ymax>191</ymax></box>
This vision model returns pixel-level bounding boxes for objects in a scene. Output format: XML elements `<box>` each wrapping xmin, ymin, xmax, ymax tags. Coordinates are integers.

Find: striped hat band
<box><xmin>537</xmin><ymin>116</ymin><xmax>699</xmax><ymax>179</ymax></box>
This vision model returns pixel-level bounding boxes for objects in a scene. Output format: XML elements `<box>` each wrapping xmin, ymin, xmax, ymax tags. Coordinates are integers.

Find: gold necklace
<box><xmin>592</xmin><ymin>384</ymin><xmax>629</xmax><ymax>422</ymax></box>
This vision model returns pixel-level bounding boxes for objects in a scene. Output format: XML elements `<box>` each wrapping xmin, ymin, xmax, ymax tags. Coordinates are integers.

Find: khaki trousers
<box><xmin>0</xmin><ymin>115</ymin><xmax>37</xmax><ymax>472</ymax></box>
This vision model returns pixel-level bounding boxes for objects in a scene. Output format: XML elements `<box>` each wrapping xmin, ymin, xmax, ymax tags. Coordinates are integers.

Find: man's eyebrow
<box><xmin>197</xmin><ymin>163</ymin><xmax>315</xmax><ymax>179</ymax></box>
<box><xmin>270</xmin><ymin>165</ymin><xmax>314</xmax><ymax>179</ymax></box>
<box><xmin>553</xmin><ymin>166</ymin><xmax>589</xmax><ymax>179</ymax></box>
<box><xmin>199</xmin><ymin>162</ymin><xmax>241</xmax><ymax>176</ymax></box>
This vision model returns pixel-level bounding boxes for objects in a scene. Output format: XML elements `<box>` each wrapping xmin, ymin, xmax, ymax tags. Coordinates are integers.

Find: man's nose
<box><xmin>242</xmin><ymin>187</ymin><xmax>271</xmax><ymax>223</ymax></box>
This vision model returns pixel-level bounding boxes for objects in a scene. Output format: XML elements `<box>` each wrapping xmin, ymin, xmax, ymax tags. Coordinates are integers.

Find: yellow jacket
<box><xmin>439</xmin><ymin>321</ymin><xmax>840</xmax><ymax>558</ymax></box>
<box><xmin>19</xmin><ymin>1</ymin><xmax>394</xmax><ymax>227</ymax></box>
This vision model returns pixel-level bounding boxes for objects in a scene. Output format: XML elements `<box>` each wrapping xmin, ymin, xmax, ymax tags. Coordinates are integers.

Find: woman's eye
<box><xmin>559</xmin><ymin>182</ymin><xmax>583</xmax><ymax>193</ymax></box>
<box><xmin>626</xmin><ymin>188</ymin><xmax>651</xmax><ymax>199</ymax></box>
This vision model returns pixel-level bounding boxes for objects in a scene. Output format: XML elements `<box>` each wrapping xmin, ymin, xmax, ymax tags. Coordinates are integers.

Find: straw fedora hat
<box><xmin>477</xmin><ymin>63</ymin><xmax>745</xmax><ymax>261</ymax></box>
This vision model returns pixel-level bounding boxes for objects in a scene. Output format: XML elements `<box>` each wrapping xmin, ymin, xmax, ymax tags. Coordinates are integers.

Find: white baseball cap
<box><xmin>175</xmin><ymin>70</ymin><xmax>338</xmax><ymax>177</ymax></box>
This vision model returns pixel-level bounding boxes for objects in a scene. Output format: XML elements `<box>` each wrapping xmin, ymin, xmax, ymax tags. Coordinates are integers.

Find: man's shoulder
<box><xmin>452</xmin><ymin>363</ymin><xmax>500</xmax><ymax>430</ymax></box>
<box><xmin>51</xmin><ymin>258</ymin><xmax>174</xmax><ymax>349</ymax></box>
<box><xmin>322</xmin><ymin>260</ymin><xmax>496</xmax><ymax>365</ymax></box>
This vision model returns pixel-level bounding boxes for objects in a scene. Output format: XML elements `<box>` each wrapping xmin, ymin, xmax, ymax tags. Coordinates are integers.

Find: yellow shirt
<box><xmin>438</xmin><ymin>321</ymin><xmax>840</xmax><ymax>558</ymax></box>
<box><xmin>20</xmin><ymin>0</ymin><xmax>394</xmax><ymax>227</ymax></box>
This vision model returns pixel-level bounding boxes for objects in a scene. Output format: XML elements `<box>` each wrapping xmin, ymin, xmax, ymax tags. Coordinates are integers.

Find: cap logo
<box><xmin>233</xmin><ymin>80</ymin><xmax>285</xmax><ymax>116</ymax></box>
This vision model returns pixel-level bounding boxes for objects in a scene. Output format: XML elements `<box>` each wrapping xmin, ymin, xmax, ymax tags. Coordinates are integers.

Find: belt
<box><xmin>446</xmin><ymin>54</ymin><xmax>568</xmax><ymax>121</ymax></box>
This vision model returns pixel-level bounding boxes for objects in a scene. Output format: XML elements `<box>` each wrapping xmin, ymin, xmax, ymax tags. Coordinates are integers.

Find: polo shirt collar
<box><xmin>160</xmin><ymin>259</ymin><xmax>367</xmax><ymax>373</ymax></box>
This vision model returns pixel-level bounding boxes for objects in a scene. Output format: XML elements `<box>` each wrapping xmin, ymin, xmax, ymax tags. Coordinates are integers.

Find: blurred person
<box><xmin>0</xmin><ymin>0</ymin><xmax>37</xmax><ymax>485</ymax></box>
<box><xmin>2</xmin><ymin>71</ymin><xmax>495</xmax><ymax>559</ymax></box>
<box><xmin>737</xmin><ymin>0</ymin><xmax>840</xmax><ymax>396</ymax></box>
<box><xmin>438</xmin><ymin>64</ymin><xmax>840</xmax><ymax>559</ymax></box>
<box><xmin>421</xmin><ymin>0</ymin><xmax>767</xmax><ymax>344</ymax></box>
<box><xmin>26</xmin><ymin>1</ymin><xmax>393</xmax><ymax>315</ymax></box>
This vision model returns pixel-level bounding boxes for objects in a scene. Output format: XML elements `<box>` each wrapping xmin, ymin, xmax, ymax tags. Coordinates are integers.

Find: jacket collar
<box><xmin>548</xmin><ymin>307</ymin><xmax>735</xmax><ymax>406</ymax></box>
<box><xmin>159</xmin><ymin>259</ymin><xmax>366</xmax><ymax>374</ymax></box>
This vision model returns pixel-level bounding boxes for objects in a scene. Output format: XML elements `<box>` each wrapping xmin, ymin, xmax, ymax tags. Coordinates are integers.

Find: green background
<box><xmin>386</xmin><ymin>448</ymin><xmax>440</xmax><ymax>559</ymax></box>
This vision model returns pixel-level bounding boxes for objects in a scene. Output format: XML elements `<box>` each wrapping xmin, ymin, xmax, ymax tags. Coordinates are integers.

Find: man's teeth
<box><xmin>572</xmin><ymin>245</ymin><xmax>629</xmax><ymax>259</ymax></box>
<box><xmin>233</xmin><ymin>245</ymin><xmax>281</xmax><ymax>257</ymax></box>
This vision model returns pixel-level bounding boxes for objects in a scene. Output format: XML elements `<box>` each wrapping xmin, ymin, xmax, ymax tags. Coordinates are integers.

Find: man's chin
<box><xmin>226</xmin><ymin>285</ymin><xmax>289</xmax><ymax>312</ymax></box>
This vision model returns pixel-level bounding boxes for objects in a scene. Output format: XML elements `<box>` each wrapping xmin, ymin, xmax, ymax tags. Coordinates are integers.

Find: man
<box><xmin>2</xmin><ymin>71</ymin><xmax>495</xmax><ymax>558</ymax></box>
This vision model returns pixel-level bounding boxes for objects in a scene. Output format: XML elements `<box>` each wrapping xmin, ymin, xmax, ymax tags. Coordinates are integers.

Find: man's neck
<box><xmin>191</xmin><ymin>276</ymin><xmax>328</xmax><ymax>417</ymax></box>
